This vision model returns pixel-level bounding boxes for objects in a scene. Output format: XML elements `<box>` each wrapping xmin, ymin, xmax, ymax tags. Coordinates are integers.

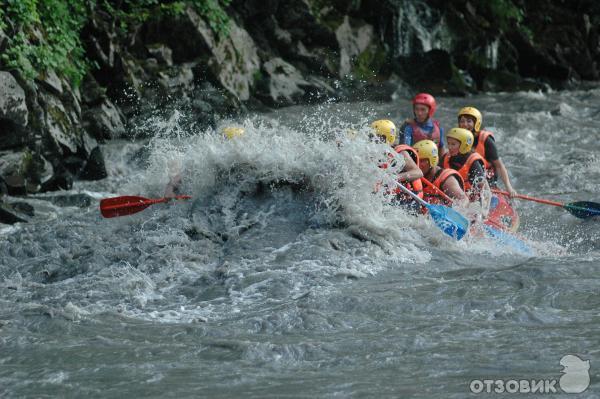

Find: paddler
<box><xmin>370</xmin><ymin>119</ymin><xmax>423</xmax><ymax>209</ymax></box>
<box><xmin>164</xmin><ymin>127</ymin><xmax>244</xmax><ymax>198</ymax></box>
<box><xmin>413</xmin><ymin>139</ymin><xmax>468</xmax><ymax>208</ymax></box>
<box><xmin>457</xmin><ymin>107</ymin><xmax>517</xmax><ymax>197</ymax></box>
<box><xmin>399</xmin><ymin>93</ymin><xmax>447</xmax><ymax>157</ymax></box>
<box><xmin>440</xmin><ymin>127</ymin><xmax>491</xmax><ymax>218</ymax></box>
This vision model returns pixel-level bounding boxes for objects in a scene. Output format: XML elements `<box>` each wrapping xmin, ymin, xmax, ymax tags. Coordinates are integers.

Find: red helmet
<box><xmin>412</xmin><ymin>93</ymin><xmax>437</xmax><ymax>118</ymax></box>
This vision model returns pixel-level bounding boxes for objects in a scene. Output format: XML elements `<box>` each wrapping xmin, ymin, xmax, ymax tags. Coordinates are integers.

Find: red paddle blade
<box><xmin>100</xmin><ymin>196</ymin><xmax>156</xmax><ymax>218</ymax></box>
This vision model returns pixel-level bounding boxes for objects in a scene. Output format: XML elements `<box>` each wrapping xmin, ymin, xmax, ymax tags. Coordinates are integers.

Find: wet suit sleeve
<box><xmin>468</xmin><ymin>160</ymin><xmax>486</xmax><ymax>184</ymax></box>
<box><xmin>484</xmin><ymin>135</ymin><xmax>499</xmax><ymax>162</ymax></box>
<box><xmin>401</xmin><ymin>124</ymin><xmax>413</xmax><ymax>145</ymax></box>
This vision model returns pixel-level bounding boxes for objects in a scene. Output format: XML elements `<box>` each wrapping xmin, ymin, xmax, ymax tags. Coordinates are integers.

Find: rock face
<box><xmin>0</xmin><ymin>72</ymin><xmax>28</xmax><ymax>127</ymax></box>
<box><xmin>0</xmin><ymin>72</ymin><xmax>29</xmax><ymax>151</ymax></box>
<box><xmin>186</xmin><ymin>11</ymin><xmax>261</xmax><ymax>102</ymax></box>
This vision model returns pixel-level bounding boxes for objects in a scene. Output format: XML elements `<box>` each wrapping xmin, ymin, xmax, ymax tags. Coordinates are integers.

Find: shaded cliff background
<box><xmin>1</xmin><ymin>0</ymin><xmax>599</xmax><ymax>223</ymax></box>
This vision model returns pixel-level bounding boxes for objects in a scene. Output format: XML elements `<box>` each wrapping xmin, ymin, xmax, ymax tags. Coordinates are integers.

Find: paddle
<box><xmin>481</xmin><ymin>224</ymin><xmax>532</xmax><ymax>255</ymax></box>
<box><xmin>100</xmin><ymin>195</ymin><xmax>191</xmax><ymax>218</ymax></box>
<box><xmin>421</xmin><ymin>177</ymin><xmax>454</xmax><ymax>204</ymax></box>
<box><xmin>394</xmin><ymin>183</ymin><xmax>468</xmax><ymax>240</ymax></box>
<box><xmin>492</xmin><ymin>189</ymin><xmax>600</xmax><ymax>219</ymax></box>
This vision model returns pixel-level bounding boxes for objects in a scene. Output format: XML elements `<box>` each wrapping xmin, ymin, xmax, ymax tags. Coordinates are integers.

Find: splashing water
<box><xmin>2</xmin><ymin>88</ymin><xmax>600</xmax><ymax>398</ymax></box>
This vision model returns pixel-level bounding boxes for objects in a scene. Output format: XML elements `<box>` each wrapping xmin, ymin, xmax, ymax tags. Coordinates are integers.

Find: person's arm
<box><xmin>164</xmin><ymin>173</ymin><xmax>182</xmax><ymax>198</ymax></box>
<box><xmin>396</xmin><ymin>120</ymin><xmax>410</xmax><ymax>145</ymax></box>
<box><xmin>438</xmin><ymin>126</ymin><xmax>447</xmax><ymax>157</ymax></box>
<box><xmin>482</xmin><ymin>136</ymin><xmax>517</xmax><ymax>196</ymax></box>
<box><xmin>491</xmin><ymin>158</ymin><xmax>517</xmax><ymax>197</ymax></box>
<box><xmin>469</xmin><ymin>161</ymin><xmax>491</xmax><ymax>218</ymax></box>
<box><xmin>397</xmin><ymin>151</ymin><xmax>423</xmax><ymax>182</ymax></box>
<box><xmin>441</xmin><ymin>175</ymin><xmax>469</xmax><ymax>207</ymax></box>
<box><xmin>401</xmin><ymin>123</ymin><xmax>413</xmax><ymax>146</ymax></box>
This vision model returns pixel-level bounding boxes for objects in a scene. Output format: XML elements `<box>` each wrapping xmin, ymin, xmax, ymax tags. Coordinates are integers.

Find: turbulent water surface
<box><xmin>2</xmin><ymin>88</ymin><xmax>600</xmax><ymax>398</ymax></box>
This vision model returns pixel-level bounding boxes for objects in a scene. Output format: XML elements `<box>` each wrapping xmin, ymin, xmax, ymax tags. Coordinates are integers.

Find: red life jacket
<box><xmin>474</xmin><ymin>129</ymin><xmax>495</xmax><ymax>180</ymax></box>
<box><xmin>408</xmin><ymin>120</ymin><xmax>441</xmax><ymax>146</ymax></box>
<box><xmin>441</xmin><ymin>152</ymin><xmax>485</xmax><ymax>192</ymax></box>
<box><xmin>423</xmin><ymin>168</ymin><xmax>464</xmax><ymax>206</ymax></box>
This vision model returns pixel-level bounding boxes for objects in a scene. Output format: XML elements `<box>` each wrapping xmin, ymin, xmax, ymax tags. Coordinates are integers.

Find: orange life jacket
<box><xmin>391</xmin><ymin>145</ymin><xmax>423</xmax><ymax>199</ymax></box>
<box><xmin>474</xmin><ymin>130</ymin><xmax>495</xmax><ymax>181</ymax></box>
<box><xmin>377</xmin><ymin>145</ymin><xmax>424</xmax><ymax>199</ymax></box>
<box><xmin>441</xmin><ymin>151</ymin><xmax>485</xmax><ymax>192</ymax></box>
<box><xmin>423</xmin><ymin>168</ymin><xmax>464</xmax><ymax>206</ymax></box>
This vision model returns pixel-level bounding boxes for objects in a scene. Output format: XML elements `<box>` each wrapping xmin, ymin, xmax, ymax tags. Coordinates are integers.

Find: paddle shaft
<box><xmin>421</xmin><ymin>178</ymin><xmax>454</xmax><ymax>204</ymax></box>
<box><xmin>394</xmin><ymin>182</ymin><xmax>428</xmax><ymax>207</ymax></box>
<box><xmin>492</xmin><ymin>189</ymin><xmax>563</xmax><ymax>207</ymax></box>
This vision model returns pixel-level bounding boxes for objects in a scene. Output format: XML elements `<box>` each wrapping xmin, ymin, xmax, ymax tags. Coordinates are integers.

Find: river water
<box><xmin>2</xmin><ymin>87</ymin><xmax>600</xmax><ymax>398</ymax></box>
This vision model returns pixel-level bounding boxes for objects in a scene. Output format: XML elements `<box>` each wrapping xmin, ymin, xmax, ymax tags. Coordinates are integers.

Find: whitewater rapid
<box><xmin>2</xmin><ymin>87</ymin><xmax>600</xmax><ymax>398</ymax></box>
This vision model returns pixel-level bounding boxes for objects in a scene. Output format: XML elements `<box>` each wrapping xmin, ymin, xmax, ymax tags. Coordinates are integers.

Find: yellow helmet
<box><xmin>222</xmin><ymin>127</ymin><xmax>244</xmax><ymax>140</ymax></box>
<box><xmin>458</xmin><ymin>106</ymin><xmax>482</xmax><ymax>132</ymax></box>
<box><xmin>370</xmin><ymin>119</ymin><xmax>396</xmax><ymax>145</ymax></box>
<box><xmin>446</xmin><ymin>127</ymin><xmax>474</xmax><ymax>154</ymax></box>
<box><xmin>413</xmin><ymin>140</ymin><xmax>439</xmax><ymax>168</ymax></box>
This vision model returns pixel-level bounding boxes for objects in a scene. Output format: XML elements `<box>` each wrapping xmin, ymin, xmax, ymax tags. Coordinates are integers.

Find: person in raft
<box><xmin>440</xmin><ymin>127</ymin><xmax>491</xmax><ymax>218</ymax></box>
<box><xmin>399</xmin><ymin>93</ymin><xmax>446</xmax><ymax>157</ymax></box>
<box><xmin>164</xmin><ymin>127</ymin><xmax>244</xmax><ymax>198</ymax></box>
<box><xmin>457</xmin><ymin>106</ymin><xmax>517</xmax><ymax>197</ymax></box>
<box><xmin>412</xmin><ymin>139</ymin><xmax>469</xmax><ymax>208</ymax></box>
<box><xmin>370</xmin><ymin>119</ymin><xmax>423</xmax><ymax>210</ymax></box>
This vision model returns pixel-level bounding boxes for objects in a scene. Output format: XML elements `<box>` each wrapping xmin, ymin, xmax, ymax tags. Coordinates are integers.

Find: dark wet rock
<box><xmin>0</xmin><ymin>26</ymin><xmax>6</xmax><ymax>49</ymax></box>
<box><xmin>147</xmin><ymin>43</ymin><xmax>174</xmax><ymax>66</ymax></box>
<box><xmin>335</xmin><ymin>16</ymin><xmax>378</xmax><ymax>79</ymax></box>
<box><xmin>82</xmin><ymin>98</ymin><xmax>127</xmax><ymax>141</ymax></box>
<box><xmin>79</xmin><ymin>146</ymin><xmax>107</xmax><ymax>181</ymax></box>
<box><xmin>0</xmin><ymin>202</ymin><xmax>30</xmax><ymax>224</ymax></box>
<box><xmin>0</xmin><ymin>176</ymin><xmax>7</xmax><ymax>197</ymax></box>
<box><xmin>0</xmin><ymin>71</ymin><xmax>29</xmax><ymax>128</ymax></box>
<box><xmin>0</xmin><ymin>118</ymin><xmax>29</xmax><ymax>151</ymax></box>
<box><xmin>142</xmin><ymin>7</ymin><xmax>260</xmax><ymax>101</ymax></box>
<box><xmin>396</xmin><ymin>49</ymin><xmax>468</xmax><ymax>96</ymax></box>
<box><xmin>40</xmin><ymin>92</ymin><xmax>81</xmax><ymax>155</ymax></box>
<box><xmin>80</xmin><ymin>74</ymin><xmax>107</xmax><ymax>107</ymax></box>
<box><xmin>255</xmin><ymin>57</ymin><xmax>334</xmax><ymax>106</ymax></box>
<box><xmin>36</xmin><ymin>69</ymin><xmax>64</xmax><ymax>96</ymax></box>
<box><xmin>40</xmin><ymin>170</ymin><xmax>73</xmax><ymax>192</ymax></box>
<box><xmin>11</xmin><ymin>202</ymin><xmax>34</xmax><ymax>216</ymax></box>
<box><xmin>0</xmin><ymin>150</ymin><xmax>53</xmax><ymax>195</ymax></box>
<box><xmin>157</xmin><ymin>64</ymin><xmax>195</xmax><ymax>94</ymax></box>
<box><xmin>482</xmin><ymin>70</ymin><xmax>549</xmax><ymax>92</ymax></box>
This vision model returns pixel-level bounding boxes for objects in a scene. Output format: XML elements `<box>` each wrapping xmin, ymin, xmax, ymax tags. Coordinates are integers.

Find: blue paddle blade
<box><xmin>482</xmin><ymin>225</ymin><xmax>532</xmax><ymax>255</ymax></box>
<box><xmin>565</xmin><ymin>201</ymin><xmax>600</xmax><ymax>219</ymax></box>
<box><xmin>426</xmin><ymin>203</ymin><xmax>469</xmax><ymax>240</ymax></box>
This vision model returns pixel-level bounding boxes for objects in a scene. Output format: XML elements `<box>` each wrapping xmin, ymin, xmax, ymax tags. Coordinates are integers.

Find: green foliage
<box><xmin>191</xmin><ymin>0</ymin><xmax>232</xmax><ymax>37</ymax></box>
<box><xmin>102</xmin><ymin>0</ymin><xmax>232</xmax><ymax>37</ymax></box>
<box><xmin>353</xmin><ymin>44</ymin><xmax>387</xmax><ymax>81</ymax></box>
<box><xmin>1</xmin><ymin>0</ymin><xmax>89</xmax><ymax>85</ymax></box>
<box><xmin>0</xmin><ymin>0</ymin><xmax>233</xmax><ymax>86</ymax></box>
<box><xmin>481</xmin><ymin>0</ymin><xmax>524</xmax><ymax>31</ymax></box>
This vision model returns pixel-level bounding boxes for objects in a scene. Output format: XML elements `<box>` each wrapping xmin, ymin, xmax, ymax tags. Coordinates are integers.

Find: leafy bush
<box><xmin>0</xmin><ymin>0</ymin><xmax>232</xmax><ymax>86</ymax></box>
<box><xmin>1</xmin><ymin>0</ymin><xmax>89</xmax><ymax>85</ymax></box>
